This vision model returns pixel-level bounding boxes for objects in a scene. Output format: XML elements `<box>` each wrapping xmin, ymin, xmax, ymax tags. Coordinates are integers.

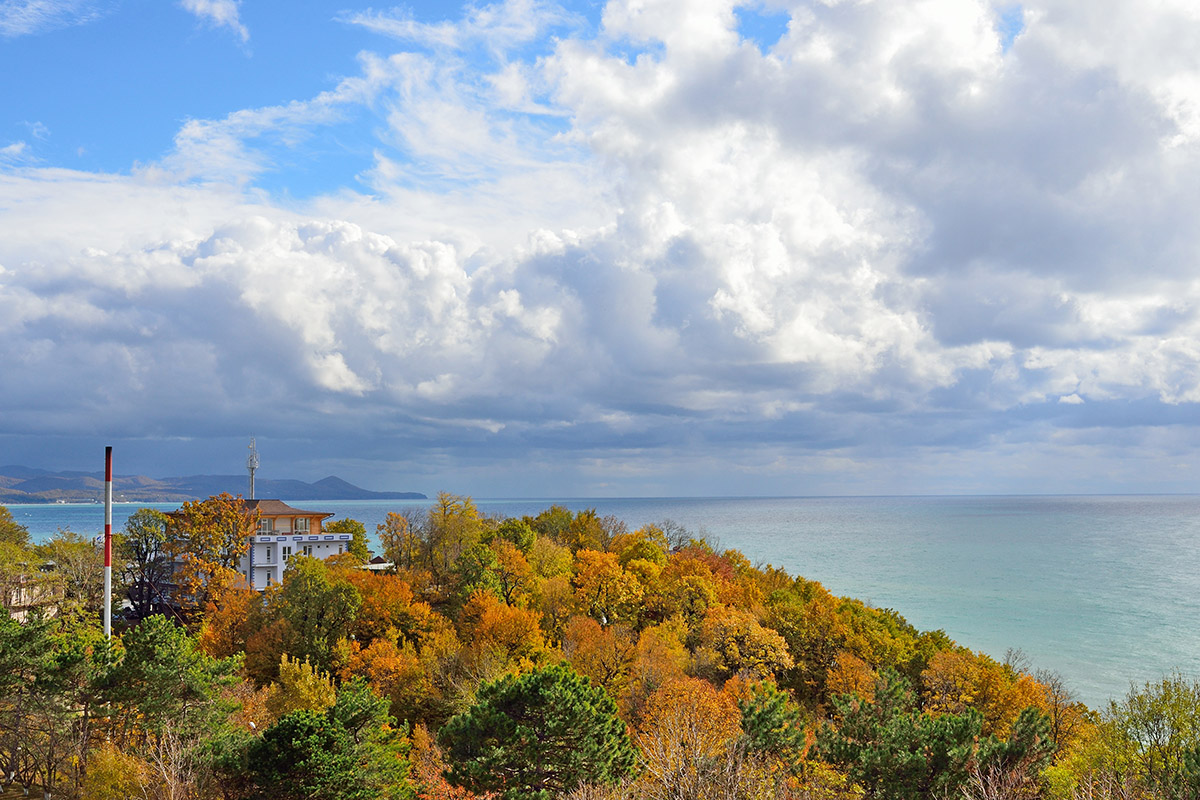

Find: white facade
<box><xmin>242</xmin><ymin>531</ymin><xmax>352</xmax><ymax>590</ymax></box>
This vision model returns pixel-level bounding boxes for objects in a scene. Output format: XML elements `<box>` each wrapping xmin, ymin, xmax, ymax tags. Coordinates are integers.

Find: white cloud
<box><xmin>179</xmin><ymin>0</ymin><xmax>248</xmax><ymax>42</ymax></box>
<box><xmin>0</xmin><ymin>141</ymin><xmax>31</xmax><ymax>165</ymax></box>
<box><xmin>0</xmin><ymin>0</ymin><xmax>104</xmax><ymax>37</ymax></box>
<box><xmin>345</xmin><ymin>0</ymin><xmax>578</xmax><ymax>53</ymax></box>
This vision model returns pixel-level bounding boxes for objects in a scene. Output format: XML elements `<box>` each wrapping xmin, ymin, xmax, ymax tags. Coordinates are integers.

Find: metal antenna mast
<box><xmin>247</xmin><ymin>438</ymin><xmax>259</xmax><ymax>500</ymax></box>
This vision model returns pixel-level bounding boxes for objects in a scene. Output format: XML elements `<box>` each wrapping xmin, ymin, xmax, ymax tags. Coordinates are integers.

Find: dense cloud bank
<box><xmin>3</xmin><ymin>0</ymin><xmax>1200</xmax><ymax>494</ymax></box>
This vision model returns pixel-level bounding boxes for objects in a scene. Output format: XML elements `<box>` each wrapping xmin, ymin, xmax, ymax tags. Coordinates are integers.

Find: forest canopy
<box><xmin>0</xmin><ymin>494</ymin><xmax>1195</xmax><ymax>799</ymax></box>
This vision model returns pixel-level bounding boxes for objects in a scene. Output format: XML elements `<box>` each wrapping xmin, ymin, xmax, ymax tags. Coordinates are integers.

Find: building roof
<box><xmin>242</xmin><ymin>499</ymin><xmax>333</xmax><ymax>519</ymax></box>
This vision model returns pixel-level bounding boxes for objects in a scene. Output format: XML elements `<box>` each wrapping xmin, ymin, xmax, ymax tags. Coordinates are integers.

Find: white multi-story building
<box><xmin>240</xmin><ymin>499</ymin><xmax>348</xmax><ymax>590</ymax></box>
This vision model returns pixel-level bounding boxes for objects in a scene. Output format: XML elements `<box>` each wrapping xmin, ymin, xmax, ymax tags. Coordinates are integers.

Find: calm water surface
<box><xmin>9</xmin><ymin>494</ymin><xmax>1199</xmax><ymax>709</ymax></box>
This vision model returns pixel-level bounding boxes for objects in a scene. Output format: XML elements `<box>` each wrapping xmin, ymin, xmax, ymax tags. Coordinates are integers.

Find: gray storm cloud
<box><xmin>3</xmin><ymin>0</ymin><xmax>1200</xmax><ymax>493</ymax></box>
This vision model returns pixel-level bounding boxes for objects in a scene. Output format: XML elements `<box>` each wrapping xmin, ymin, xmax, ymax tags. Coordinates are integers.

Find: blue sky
<box><xmin>3</xmin><ymin>0</ymin><xmax>1200</xmax><ymax>497</ymax></box>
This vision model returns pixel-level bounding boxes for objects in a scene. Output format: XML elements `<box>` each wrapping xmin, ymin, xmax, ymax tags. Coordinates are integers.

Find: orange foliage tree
<box><xmin>167</xmin><ymin>492</ymin><xmax>256</xmax><ymax>612</ymax></box>
<box><xmin>198</xmin><ymin>578</ymin><xmax>263</xmax><ymax>658</ymax></box>
<box><xmin>561</xmin><ymin>615</ymin><xmax>638</xmax><ymax>696</ymax></box>
<box><xmin>343</xmin><ymin>635</ymin><xmax>435</xmax><ymax>725</ymax></box>
<box><xmin>922</xmin><ymin>649</ymin><xmax>1049</xmax><ymax>737</ymax></box>
<box><xmin>459</xmin><ymin>589</ymin><xmax>547</xmax><ymax>675</ymax></box>
<box><xmin>636</xmin><ymin>677</ymin><xmax>744</xmax><ymax>798</ymax></box>
<box><xmin>342</xmin><ymin>569</ymin><xmax>433</xmax><ymax>647</ymax></box>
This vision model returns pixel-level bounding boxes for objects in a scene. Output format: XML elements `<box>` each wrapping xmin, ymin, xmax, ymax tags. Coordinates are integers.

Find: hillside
<box><xmin>0</xmin><ymin>466</ymin><xmax>425</xmax><ymax>503</ymax></box>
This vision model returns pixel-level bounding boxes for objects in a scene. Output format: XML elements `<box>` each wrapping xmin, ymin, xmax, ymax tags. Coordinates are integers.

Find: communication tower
<box><xmin>247</xmin><ymin>438</ymin><xmax>259</xmax><ymax>500</ymax></box>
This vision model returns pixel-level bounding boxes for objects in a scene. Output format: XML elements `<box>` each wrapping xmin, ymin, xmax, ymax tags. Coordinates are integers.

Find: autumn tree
<box><xmin>167</xmin><ymin>493</ymin><xmax>256</xmax><ymax>612</ymax></box>
<box><xmin>651</xmin><ymin>549</ymin><xmax>721</xmax><ymax>627</ymax></box>
<box><xmin>266</xmin><ymin>654</ymin><xmax>337</xmax><ymax>719</ymax></box>
<box><xmin>561</xmin><ymin>616</ymin><xmax>637</xmax><ymax>696</ymax></box>
<box><xmin>342</xmin><ymin>569</ymin><xmax>433</xmax><ymax>647</ymax></box>
<box><xmin>273</xmin><ymin>555</ymin><xmax>362</xmax><ymax>676</ymax></box>
<box><xmin>827</xmin><ymin>651</ymin><xmax>876</xmax><ymax>701</ymax></box>
<box><xmin>693</xmin><ymin>605</ymin><xmax>794</xmax><ymax>683</ymax></box>
<box><xmin>0</xmin><ymin>505</ymin><xmax>29</xmax><ymax>547</ymax></box>
<box><xmin>198</xmin><ymin>578</ymin><xmax>264</xmax><ymax>659</ymax></box>
<box><xmin>572</xmin><ymin>549</ymin><xmax>643</xmax><ymax>627</ymax></box>
<box><xmin>410</xmin><ymin>723</ymin><xmax>476</xmax><ymax>800</ymax></box>
<box><xmin>459</xmin><ymin>590</ymin><xmax>547</xmax><ymax>676</ymax></box>
<box><xmin>491</xmin><ymin>540</ymin><xmax>534</xmax><ymax>606</ymax></box>
<box><xmin>439</xmin><ymin>663</ymin><xmax>637</xmax><ymax>800</ymax></box>
<box><xmin>427</xmin><ymin>493</ymin><xmax>486</xmax><ymax>588</ymax></box>
<box><xmin>378</xmin><ymin>510</ymin><xmax>424</xmax><ymax>570</ymax></box>
<box><xmin>342</xmin><ymin>634</ymin><xmax>433</xmax><ymax>725</ymax></box>
<box><xmin>326</xmin><ymin>517</ymin><xmax>371</xmax><ymax>563</ymax></box>
<box><xmin>635</xmin><ymin>676</ymin><xmax>745</xmax><ymax>799</ymax></box>
<box><xmin>620</xmin><ymin>619</ymin><xmax>691</xmax><ymax>723</ymax></box>
<box><xmin>922</xmin><ymin>649</ymin><xmax>1049</xmax><ymax>738</ymax></box>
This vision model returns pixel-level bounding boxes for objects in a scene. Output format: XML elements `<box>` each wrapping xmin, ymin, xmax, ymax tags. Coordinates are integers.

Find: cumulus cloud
<box><xmin>179</xmin><ymin>0</ymin><xmax>248</xmax><ymax>42</ymax></box>
<box><xmin>4</xmin><ymin>0</ymin><xmax>1200</xmax><ymax>492</ymax></box>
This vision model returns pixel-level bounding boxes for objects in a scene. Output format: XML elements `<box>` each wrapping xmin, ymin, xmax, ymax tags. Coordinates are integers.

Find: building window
<box><xmin>302</xmin><ymin>544</ymin><xmax>313</xmax><ymax>557</ymax></box>
<box><xmin>295</xmin><ymin>518</ymin><xmax>310</xmax><ymax>534</ymax></box>
<box><xmin>258</xmin><ymin>518</ymin><xmax>273</xmax><ymax>535</ymax></box>
<box><xmin>282</xmin><ymin>545</ymin><xmax>292</xmax><ymax>560</ymax></box>
<box><xmin>265</xmin><ymin>546</ymin><xmax>272</xmax><ymax>564</ymax></box>
<box><xmin>266</xmin><ymin>573</ymin><xmax>272</xmax><ymax>586</ymax></box>
<box><xmin>338</xmin><ymin>544</ymin><xmax>344</xmax><ymax>554</ymax></box>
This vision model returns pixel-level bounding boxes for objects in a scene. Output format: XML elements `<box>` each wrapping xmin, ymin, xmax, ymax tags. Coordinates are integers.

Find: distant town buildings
<box><xmin>1</xmin><ymin>563</ymin><xmax>60</xmax><ymax>622</ymax></box>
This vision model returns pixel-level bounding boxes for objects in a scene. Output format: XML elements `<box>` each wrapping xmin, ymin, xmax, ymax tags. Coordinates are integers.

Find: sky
<box><xmin>2</xmin><ymin>0</ymin><xmax>1200</xmax><ymax>497</ymax></box>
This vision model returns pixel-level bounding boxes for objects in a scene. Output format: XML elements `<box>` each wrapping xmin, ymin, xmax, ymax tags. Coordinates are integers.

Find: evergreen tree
<box><xmin>244</xmin><ymin>679</ymin><xmax>412</xmax><ymax>800</ymax></box>
<box><xmin>740</xmin><ymin>680</ymin><xmax>808</xmax><ymax>775</ymax></box>
<box><xmin>816</xmin><ymin>668</ymin><xmax>980</xmax><ymax>800</ymax></box>
<box><xmin>439</xmin><ymin>662</ymin><xmax>637</xmax><ymax>800</ymax></box>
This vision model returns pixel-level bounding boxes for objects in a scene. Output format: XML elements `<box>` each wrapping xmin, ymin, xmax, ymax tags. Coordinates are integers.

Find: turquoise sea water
<box><xmin>8</xmin><ymin>494</ymin><xmax>1199</xmax><ymax>709</ymax></box>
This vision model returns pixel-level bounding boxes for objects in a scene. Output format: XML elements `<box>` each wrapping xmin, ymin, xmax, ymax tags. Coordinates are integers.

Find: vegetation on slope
<box><xmin>1</xmin><ymin>498</ymin><xmax>1199</xmax><ymax>799</ymax></box>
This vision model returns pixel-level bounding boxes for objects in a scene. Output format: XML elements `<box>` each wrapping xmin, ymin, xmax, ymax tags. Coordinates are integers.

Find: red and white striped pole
<box><xmin>103</xmin><ymin>446</ymin><xmax>113</xmax><ymax>639</ymax></box>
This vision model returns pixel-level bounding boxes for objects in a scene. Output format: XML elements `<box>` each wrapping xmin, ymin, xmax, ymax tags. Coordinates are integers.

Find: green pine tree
<box><xmin>438</xmin><ymin>662</ymin><xmax>637</xmax><ymax>800</ymax></box>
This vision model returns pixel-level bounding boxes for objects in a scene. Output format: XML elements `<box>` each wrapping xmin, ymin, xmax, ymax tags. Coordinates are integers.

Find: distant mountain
<box><xmin>0</xmin><ymin>467</ymin><xmax>425</xmax><ymax>504</ymax></box>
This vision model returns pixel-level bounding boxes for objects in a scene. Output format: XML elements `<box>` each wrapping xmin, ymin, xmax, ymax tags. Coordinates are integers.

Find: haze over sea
<box><xmin>10</xmin><ymin>494</ymin><xmax>1198</xmax><ymax>709</ymax></box>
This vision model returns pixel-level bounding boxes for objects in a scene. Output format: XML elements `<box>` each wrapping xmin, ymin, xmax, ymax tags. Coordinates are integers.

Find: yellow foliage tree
<box><xmin>82</xmin><ymin>742</ymin><xmax>151</xmax><ymax>800</ymax></box>
<box><xmin>693</xmin><ymin>605</ymin><xmax>794</xmax><ymax>682</ymax></box>
<box><xmin>572</xmin><ymin>549</ymin><xmax>644</xmax><ymax>627</ymax></box>
<box><xmin>620</xmin><ymin>618</ymin><xmax>691</xmax><ymax>723</ymax></box>
<box><xmin>265</xmin><ymin>653</ymin><xmax>337</xmax><ymax>719</ymax></box>
<box><xmin>922</xmin><ymin>649</ymin><xmax>1049</xmax><ymax>737</ymax></box>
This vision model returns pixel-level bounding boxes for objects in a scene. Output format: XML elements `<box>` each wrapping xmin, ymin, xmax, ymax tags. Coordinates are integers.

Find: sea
<box><xmin>7</xmin><ymin>494</ymin><xmax>1199</xmax><ymax>710</ymax></box>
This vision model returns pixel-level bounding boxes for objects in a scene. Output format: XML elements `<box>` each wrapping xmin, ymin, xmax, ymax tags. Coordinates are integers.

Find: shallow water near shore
<box><xmin>11</xmin><ymin>493</ymin><xmax>1200</xmax><ymax>709</ymax></box>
